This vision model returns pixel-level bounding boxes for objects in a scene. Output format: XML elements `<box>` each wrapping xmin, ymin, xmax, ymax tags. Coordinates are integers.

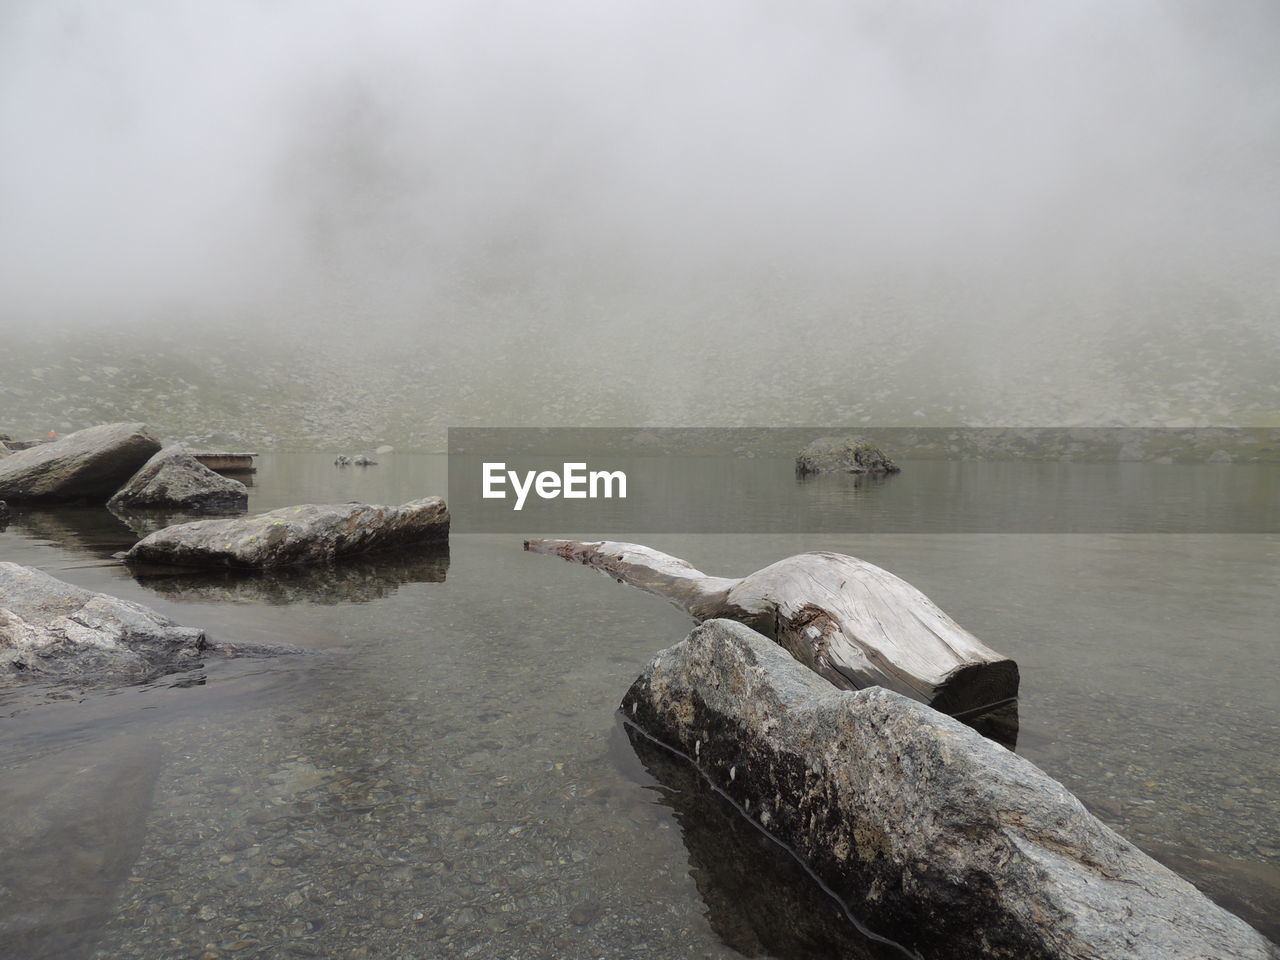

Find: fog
<box><xmin>2</xmin><ymin>0</ymin><xmax>1277</xmax><ymax>434</ymax></box>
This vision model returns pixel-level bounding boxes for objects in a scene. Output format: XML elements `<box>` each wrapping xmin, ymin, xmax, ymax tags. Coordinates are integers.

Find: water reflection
<box><xmin>0</xmin><ymin>736</ymin><xmax>161</xmax><ymax>960</ymax></box>
<box><xmin>958</xmin><ymin>699</ymin><xmax>1019</xmax><ymax>751</ymax></box>
<box><xmin>128</xmin><ymin>546</ymin><xmax>450</xmax><ymax>604</ymax></box>
<box><xmin>620</xmin><ymin>720</ymin><xmax>914</xmax><ymax>960</ymax></box>
<box><xmin>4</xmin><ymin>506</ymin><xmax>137</xmax><ymax>559</ymax></box>
<box><xmin>109</xmin><ymin>505</ymin><xmax>248</xmax><ymax>539</ymax></box>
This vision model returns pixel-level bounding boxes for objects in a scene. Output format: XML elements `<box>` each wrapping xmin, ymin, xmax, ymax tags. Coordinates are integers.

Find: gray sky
<box><xmin>2</xmin><ymin>0</ymin><xmax>1277</xmax><ymax>393</ymax></box>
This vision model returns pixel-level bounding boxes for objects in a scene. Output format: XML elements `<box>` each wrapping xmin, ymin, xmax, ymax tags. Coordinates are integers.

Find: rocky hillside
<box><xmin>3</xmin><ymin>310</ymin><xmax>1276</xmax><ymax>451</ymax></box>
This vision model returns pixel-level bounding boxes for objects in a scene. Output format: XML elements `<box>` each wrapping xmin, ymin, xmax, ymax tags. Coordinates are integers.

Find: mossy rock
<box><xmin>796</xmin><ymin>436</ymin><xmax>901</xmax><ymax>475</ymax></box>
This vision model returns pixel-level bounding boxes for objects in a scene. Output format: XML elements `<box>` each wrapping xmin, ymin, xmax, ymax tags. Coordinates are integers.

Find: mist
<box><xmin>2</xmin><ymin>0</ymin><xmax>1278</xmax><ymax>439</ymax></box>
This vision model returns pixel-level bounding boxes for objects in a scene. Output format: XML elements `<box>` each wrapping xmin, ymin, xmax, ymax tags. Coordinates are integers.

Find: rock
<box><xmin>0</xmin><ymin>562</ymin><xmax>201</xmax><ymax>686</ymax></box>
<box><xmin>796</xmin><ymin>436</ymin><xmax>900</xmax><ymax>475</ymax></box>
<box><xmin>107</xmin><ymin>444</ymin><xmax>248</xmax><ymax>513</ymax></box>
<box><xmin>124</xmin><ymin>497</ymin><xmax>449</xmax><ymax>569</ymax></box>
<box><xmin>353</xmin><ymin>455</ymin><xmax>377</xmax><ymax>466</ymax></box>
<box><xmin>1208</xmin><ymin>449</ymin><xmax>1234</xmax><ymax>464</ymax></box>
<box><xmin>622</xmin><ymin>619</ymin><xmax>1278</xmax><ymax>960</ymax></box>
<box><xmin>623</xmin><ymin>721</ymin><xmax>900</xmax><ymax>958</ymax></box>
<box><xmin>0</xmin><ymin>563</ymin><xmax>304</xmax><ymax>688</ymax></box>
<box><xmin>1141</xmin><ymin>840</ymin><xmax>1280</xmax><ymax>945</ymax></box>
<box><xmin>0</xmin><ymin>500</ymin><xmax>8</xmax><ymax>526</ymax></box>
<box><xmin>0</xmin><ymin>423</ymin><xmax>161</xmax><ymax>503</ymax></box>
<box><xmin>375</xmin><ymin>445</ymin><xmax>394</xmax><ymax>455</ymax></box>
<box><xmin>0</xmin><ymin>442</ymin><xmax>10</xmax><ymax>459</ymax></box>
<box><xmin>334</xmin><ymin>455</ymin><xmax>351</xmax><ymax>466</ymax></box>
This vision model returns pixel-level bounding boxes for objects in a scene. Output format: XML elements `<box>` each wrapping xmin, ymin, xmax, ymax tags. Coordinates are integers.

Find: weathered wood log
<box><xmin>524</xmin><ymin>539</ymin><xmax>1017</xmax><ymax>716</ymax></box>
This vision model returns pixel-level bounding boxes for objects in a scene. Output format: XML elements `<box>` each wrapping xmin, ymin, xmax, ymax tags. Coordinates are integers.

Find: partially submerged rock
<box><xmin>107</xmin><ymin>444</ymin><xmax>247</xmax><ymax>513</ymax></box>
<box><xmin>124</xmin><ymin>497</ymin><xmax>449</xmax><ymax>569</ymax></box>
<box><xmin>0</xmin><ymin>423</ymin><xmax>161</xmax><ymax>503</ymax></box>
<box><xmin>623</xmin><ymin>619</ymin><xmax>1277</xmax><ymax>960</ymax></box>
<box><xmin>0</xmin><ymin>563</ymin><xmax>295</xmax><ymax>687</ymax></box>
<box><xmin>796</xmin><ymin>436</ymin><xmax>900</xmax><ymax>475</ymax></box>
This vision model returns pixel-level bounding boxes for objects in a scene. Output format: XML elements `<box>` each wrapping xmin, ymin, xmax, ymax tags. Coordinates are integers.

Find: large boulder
<box><xmin>0</xmin><ymin>563</ymin><xmax>296</xmax><ymax>687</ymax></box>
<box><xmin>796</xmin><ymin>436</ymin><xmax>900</xmax><ymax>475</ymax></box>
<box><xmin>623</xmin><ymin>619</ymin><xmax>1277</xmax><ymax>960</ymax></box>
<box><xmin>124</xmin><ymin>497</ymin><xmax>450</xmax><ymax>569</ymax></box>
<box><xmin>107</xmin><ymin>444</ymin><xmax>247</xmax><ymax>513</ymax></box>
<box><xmin>0</xmin><ymin>423</ymin><xmax>161</xmax><ymax>503</ymax></box>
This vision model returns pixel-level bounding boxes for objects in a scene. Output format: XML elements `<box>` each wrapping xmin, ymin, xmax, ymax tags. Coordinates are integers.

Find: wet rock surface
<box><xmin>107</xmin><ymin>445</ymin><xmax>248</xmax><ymax>513</ymax></box>
<box><xmin>0</xmin><ymin>563</ymin><xmax>300</xmax><ymax>688</ymax></box>
<box><xmin>623</xmin><ymin>722</ymin><xmax>909</xmax><ymax>959</ymax></box>
<box><xmin>796</xmin><ymin>436</ymin><xmax>900</xmax><ymax>475</ymax></box>
<box><xmin>623</xmin><ymin>619</ymin><xmax>1278</xmax><ymax>960</ymax></box>
<box><xmin>0</xmin><ymin>423</ymin><xmax>162</xmax><ymax>503</ymax></box>
<box><xmin>123</xmin><ymin>497</ymin><xmax>449</xmax><ymax>569</ymax></box>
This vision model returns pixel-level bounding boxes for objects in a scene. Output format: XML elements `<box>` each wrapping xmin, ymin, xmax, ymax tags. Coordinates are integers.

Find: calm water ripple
<box><xmin>1</xmin><ymin>454</ymin><xmax>1276</xmax><ymax>958</ymax></box>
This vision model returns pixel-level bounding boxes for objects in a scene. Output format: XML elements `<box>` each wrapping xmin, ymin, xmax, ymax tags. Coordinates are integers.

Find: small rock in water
<box><xmin>108</xmin><ymin>444</ymin><xmax>247</xmax><ymax>513</ymax></box>
<box><xmin>795</xmin><ymin>435</ymin><xmax>900</xmax><ymax>476</ymax></box>
<box><xmin>568</xmin><ymin>901</ymin><xmax>603</xmax><ymax>926</ymax></box>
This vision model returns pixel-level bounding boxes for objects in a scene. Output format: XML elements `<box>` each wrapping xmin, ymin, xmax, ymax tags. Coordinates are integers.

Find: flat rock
<box><xmin>796</xmin><ymin>436</ymin><xmax>900</xmax><ymax>475</ymax></box>
<box><xmin>0</xmin><ymin>563</ymin><xmax>302</xmax><ymax>688</ymax></box>
<box><xmin>0</xmin><ymin>563</ymin><xmax>200</xmax><ymax>686</ymax></box>
<box><xmin>123</xmin><ymin>497</ymin><xmax>450</xmax><ymax>569</ymax></box>
<box><xmin>107</xmin><ymin>444</ymin><xmax>247</xmax><ymax>513</ymax></box>
<box><xmin>0</xmin><ymin>423</ymin><xmax>161</xmax><ymax>503</ymax></box>
<box><xmin>623</xmin><ymin>619</ymin><xmax>1277</xmax><ymax>960</ymax></box>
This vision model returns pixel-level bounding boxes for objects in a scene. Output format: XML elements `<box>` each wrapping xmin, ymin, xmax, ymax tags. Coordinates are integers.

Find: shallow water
<box><xmin>1</xmin><ymin>455</ymin><xmax>1277</xmax><ymax>959</ymax></box>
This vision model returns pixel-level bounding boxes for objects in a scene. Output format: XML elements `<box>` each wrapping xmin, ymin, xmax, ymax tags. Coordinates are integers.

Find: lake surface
<box><xmin>1</xmin><ymin>455</ymin><xmax>1277</xmax><ymax>959</ymax></box>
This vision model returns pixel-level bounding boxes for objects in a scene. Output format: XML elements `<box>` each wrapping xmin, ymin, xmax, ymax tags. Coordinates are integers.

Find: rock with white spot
<box><xmin>622</xmin><ymin>618</ymin><xmax>1278</xmax><ymax>960</ymax></box>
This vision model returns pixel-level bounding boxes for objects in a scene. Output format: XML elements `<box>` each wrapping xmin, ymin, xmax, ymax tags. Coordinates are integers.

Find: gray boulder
<box><xmin>0</xmin><ymin>563</ymin><xmax>302</xmax><ymax>687</ymax></box>
<box><xmin>124</xmin><ymin>497</ymin><xmax>449</xmax><ymax>569</ymax></box>
<box><xmin>623</xmin><ymin>619</ymin><xmax>1277</xmax><ymax>960</ymax></box>
<box><xmin>796</xmin><ymin>435</ymin><xmax>900</xmax><ymax>475</ymax></box>
<box><xmin>0</xmin><ymin>500</ymin><xmax>8</xmax><ymax>526</ymax></box>
<box><xmin>0</xmin><ymin>422</ymin><xmax>161</xmax><ymax>503</ymax></box>
<box><xmin>1</xmin><ymin>563</ymin><xmax>196</xmax><ymax>686</ymax></box>
<box><xmin>107</xmin><ymin>444</ymin><xmax>248</xmax><ymax>513</ymax></box>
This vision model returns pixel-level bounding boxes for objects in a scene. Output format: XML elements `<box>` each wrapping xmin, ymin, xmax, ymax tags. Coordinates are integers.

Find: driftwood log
<box><xmin>524</xmin><ymin>539</ymin><xmax>1017</xmax><ymax>716</ymax></box>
